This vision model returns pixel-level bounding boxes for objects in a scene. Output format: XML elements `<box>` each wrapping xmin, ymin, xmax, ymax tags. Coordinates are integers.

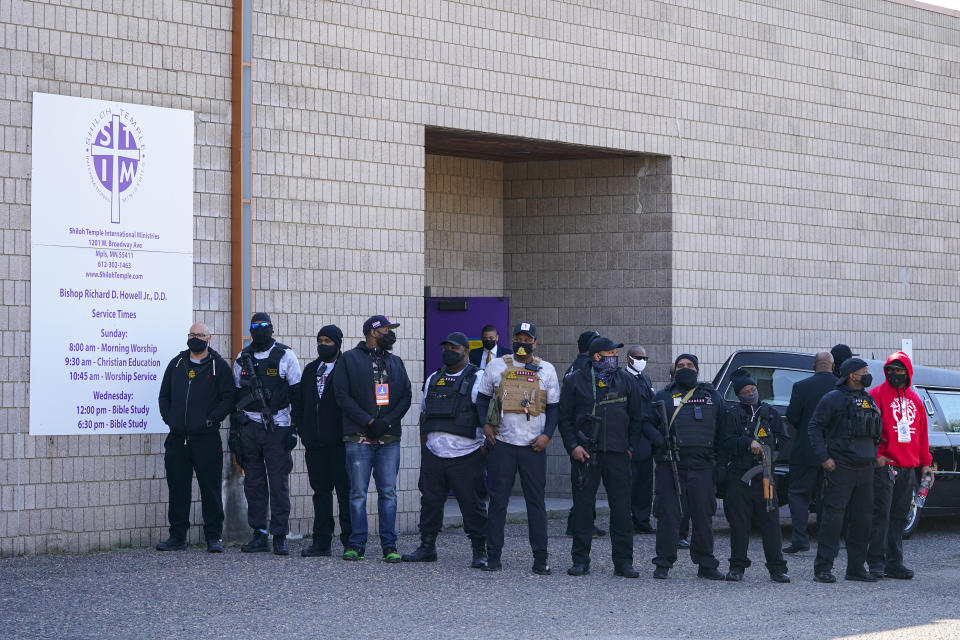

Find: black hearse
<box><xmin>713</xmin><ymin>350</ymin><xmax>960</xmax><ymax>536</ymax></box>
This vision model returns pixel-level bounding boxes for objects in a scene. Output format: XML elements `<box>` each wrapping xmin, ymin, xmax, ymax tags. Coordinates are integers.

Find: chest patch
<box><xmin>266</xmin><ymin>368</ymin><xmax>279</xmax><ymax>377</ymax></box>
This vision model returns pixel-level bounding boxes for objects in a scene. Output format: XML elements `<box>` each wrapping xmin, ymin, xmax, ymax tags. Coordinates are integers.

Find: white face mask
<box><xmin>628</xmin><ymin>356</ymin><xmax>647</xmax><ymax>373</ymax></box>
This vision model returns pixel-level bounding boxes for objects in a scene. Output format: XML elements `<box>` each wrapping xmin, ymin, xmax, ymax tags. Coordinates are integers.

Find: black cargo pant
<box><xmin>787</xmin><ymin>463</ymin><xmax>823</xmax><ymax>547</ymax></box>
<box><xmin>486</xmin><ymin>441</ymin><xmax>547</xmax><ymax>560</ymax></box>
<box><xmin>653</xmin><ymin>463</ymin><xmax>719</xmax><ymax>570</ymax></box>
<box><xmin>163</xmin><ymin>430</ymin><xmax>224</xmax><ymax>542</ymax></box>
<box><xmin>418</xmin><ymin>447</ymin><xmax>487</xmax><ymax>542</ymax></box>
<box><xmin>725</xmin><ymin>475</ymin><xmax>787</xmax><ymax>573</ymax></box>
<box><xmin>868</xmin><ymin>466</ymin><xmax>916</xmax><ymax>573</ymax></box>
<box><xmin>241</xmin><ymin>421</ymin><xmax>294</xmax><ymax>535</ymax></box>
<box><xmin>571</xmin><ymin>452</ymin><xmax>632</xmax><ymax>568</ymax></box>
<box><xmin>814</xmin><ymin>464</ymin><xmax>873</xmax><ymax>574</ymax></box>
<box><xmin>631</xmin><ymin>456</ymin><xmax>654</xmax><ymax>527</ymax></box>
<box><xmin>304</xmin><ymin>445</ymin><xmax>352</xmax><ymax>550</ymax></box>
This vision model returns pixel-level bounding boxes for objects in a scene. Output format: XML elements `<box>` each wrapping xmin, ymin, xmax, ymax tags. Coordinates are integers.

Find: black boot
<box><xmin>401</xmin><ymin>533</ymin><xmax>438</xmax><ymax>562</ymax></box>
<box><xmin>156</xmin><ymin>536</ymin><xmax>187</xmax><ymax>551</ymax></box>
<box><xmin>272</xmin><ymin>535</ymin><xmax>289</xmax><ymax>556</ymax></box>
<box><xmin>532</xmin><ymin>551</ymin><xmax>551</xmax><ymax>575</ymax></box>
<box><xmin>241</xmin><ymin>530</ymin><xmax>270</xmax><ymax>553</ymax></box>
<box><xmin>470</xmin><ymin>539</ymin><xmax>487</xmax><ymax>569</ymax></box>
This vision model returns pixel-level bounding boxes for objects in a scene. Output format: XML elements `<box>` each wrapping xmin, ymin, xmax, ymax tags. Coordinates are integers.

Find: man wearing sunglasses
<box><xmin>232</xmin><ymin>312</ymin><xmax>302</xmax><ymax>555</ymax></box>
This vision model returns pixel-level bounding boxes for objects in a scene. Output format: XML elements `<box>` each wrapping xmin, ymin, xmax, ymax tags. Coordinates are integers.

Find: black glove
<box><xmin>282</xmin><ymin>428</ymin><xmax>298</xmax><ymax>451</ymax></box>
<box><xmin>366</xmin><ymin>418</ymin><xmax>389</xmax><ymax>439</ymax></box>
<box><xmin>653</xmin><ymin>434</ymin><xmax>666</xmax><ymax>449</ymax></box>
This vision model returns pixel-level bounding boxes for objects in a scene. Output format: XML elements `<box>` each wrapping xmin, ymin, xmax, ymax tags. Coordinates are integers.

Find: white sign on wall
<box><xmin>29</xmin><ymin>93</ymin><xmax>194</xmax><ymax>435</ymax></box>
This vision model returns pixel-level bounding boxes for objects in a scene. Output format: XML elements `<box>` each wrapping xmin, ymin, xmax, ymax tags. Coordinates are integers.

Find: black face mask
<box><xmin>187</xmin><ymin>337</ymin><xmax>208</xmax><ymax>354</ymax></box>
<box><xmin>859</xmin><ymin>373</ymin><xmax>873</xmax><ymax>388</ymax></box>
<box><xmin>250</xmin><ymin>327</ymin><xmax>273</xmax><ymax>351</ymax></box>
<box><xmin>317</xmin><ymin>344</ymin><xmax>338</xmax><ymax>361</ymax></box>
<box><xmin>481</xmin><ymin>339</ymin><xmax>497</xmax><ymax>351</ymax></box>
<box><xmin>377</xmin><ymin>331</ymin><xmax>397</xmax><ymax>351</ymax></box>
<box><xmin>675</xmin><ymin>367</ymin><xmax>698</xmax><ymax>389</ymax></box>
<box><xmin>512</xmin><ymin>341</ymin><xmax>534</xmax><ymax>357</ymax></box>
<box><xmin>885</xmin><ymin>371</ymin><xmax>907</xmax><ymax>388</ymax></box>
<box><xmin>441</xmin><ymin>350</ymin><xmax>463</xmax><ymax>367</ymax></box>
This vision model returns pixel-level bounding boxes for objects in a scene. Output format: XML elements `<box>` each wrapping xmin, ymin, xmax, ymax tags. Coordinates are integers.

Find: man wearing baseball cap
<box><xmin>402</xmin><ymin>332</ymin><xmax>488</xmax><ymax>568</ymax></box>
<box><xmin>559</xmin><ymin>336</ymin><xmax>652</xmax><ymax>578</ymax></box>
<box><xmin>332</xmin><ymin>315</ymin><xmax>412</xmax><ymax>563</ymax></box>
<box><xmin>476</xmin><ymin>321</ymin><xmax>561</xmax><ymax>574</ymax></box>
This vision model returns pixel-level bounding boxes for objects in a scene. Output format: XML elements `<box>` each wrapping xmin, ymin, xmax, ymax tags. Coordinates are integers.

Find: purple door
<box><xmin>424</xmin><ymin>297</ymin><xmax>510</xmax><ymax>375</ymax></box>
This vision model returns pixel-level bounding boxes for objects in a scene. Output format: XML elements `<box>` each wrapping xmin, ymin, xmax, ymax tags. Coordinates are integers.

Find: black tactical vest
<box><xmin>238</xmin><ymin>343</ymin><xmax>290</xmax><ymax>413</ymax></box>
<box><xmin>842</xmin><ymin>392</ymin><xmax>882</xmax><ymax>463</ymax></box>
<box><xmin>422</xmin><ymin>365</ymin><xmax>480</xmax><ymax>439</ymax></box>
<box><xmin>672</xmin><ymin>385</ymin><xmax>717</xmax><ymax>448</ymax></box>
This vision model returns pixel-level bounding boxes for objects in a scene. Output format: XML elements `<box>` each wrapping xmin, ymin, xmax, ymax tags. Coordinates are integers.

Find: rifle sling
<box><xmin>668</xmin><ymin>387</ymin><xmax>698</xmax><ymax>429</ymax></box>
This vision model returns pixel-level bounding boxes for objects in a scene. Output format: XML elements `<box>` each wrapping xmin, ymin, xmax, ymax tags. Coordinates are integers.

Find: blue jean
<box><xmin>345</xmin><ymin>441</ymin><xmax>401</xmax><ymax>550</ymax></box>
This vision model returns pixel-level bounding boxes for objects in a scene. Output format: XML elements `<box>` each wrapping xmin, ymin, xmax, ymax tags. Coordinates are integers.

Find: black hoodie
<box><xmin>158</xmin><ymin>348</ymin><xmax>235</xmax><ymax>435</ymax></box>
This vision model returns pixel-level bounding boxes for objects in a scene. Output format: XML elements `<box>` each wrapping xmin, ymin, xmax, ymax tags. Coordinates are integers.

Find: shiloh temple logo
<box><xmin>86</xmin><ymin>108</ymin><xmax>146</xmax><ymax>224</ymax></box>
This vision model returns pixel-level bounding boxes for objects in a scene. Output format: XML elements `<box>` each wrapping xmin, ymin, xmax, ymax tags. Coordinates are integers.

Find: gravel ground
<box><xmin>2</xmin><ymin>515</ymin><xmax>959</xmax><ymax>640</ymax></box>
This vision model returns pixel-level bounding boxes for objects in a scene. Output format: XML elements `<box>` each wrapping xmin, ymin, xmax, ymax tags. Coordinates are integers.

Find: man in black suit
<box><xmin>783</xmin><ymin>350</ymin><xmax>836</xmax><ymax>553</ymax></box>
<box><xmin>626</xmin><ymin>345</ymin><xmax>656</xmax><ymax>534</ymax></box>
<box><xmin>292</xmin><ymin>324</ymin><xmax>351</xmax><ymax>557</ymax></box>
<box><xmin>469</xmin><ymin>325</ymin><xmax>511</xmax><ymax>371</ymax></box>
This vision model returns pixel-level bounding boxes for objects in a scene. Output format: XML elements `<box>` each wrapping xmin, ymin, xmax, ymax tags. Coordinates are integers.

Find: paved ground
<box><xmin>2</xmin><ymin>512</ymin><xmax>960</xmax><ymax>640</ymax></box>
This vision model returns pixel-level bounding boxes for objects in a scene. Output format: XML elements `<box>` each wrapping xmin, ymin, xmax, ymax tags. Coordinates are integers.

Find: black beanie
<box><xmin>731</xmin><ymin>368</ymin><xmax>757</xmax><ymax>394</ymax></box>
<box><xmin>675</xmin><ymin>353</ymin><xmax>699</xmax><ymax>371</ymax></box>
<box><xmin>577</xmin><ymin>330</ymin><xmax>600</xmax><ymax>354</ymax></box>
<box><xmin>251</xmin><ymin>312</ymin><xmax>272</xmax><ymax>325</ymax></box>
<box><xmin>837</xmin><ymin>357</ymin><xmax>869</xmax><ymax>383</ymax></box>
<box><xmin>317</xmin><ymin>324</ymin><xmax>343</xmax><ymax>349</ymax></box>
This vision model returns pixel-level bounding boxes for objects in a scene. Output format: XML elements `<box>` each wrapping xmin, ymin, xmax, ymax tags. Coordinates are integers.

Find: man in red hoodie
<box><xmin>867</xmin><ymin>351</ymin><xmax>934</xmax><ymax>580</ymax></box>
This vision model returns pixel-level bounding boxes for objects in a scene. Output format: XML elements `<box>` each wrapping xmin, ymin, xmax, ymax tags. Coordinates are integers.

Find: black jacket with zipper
<box><xmin>158</xmin><ymin>348</ymin><xmax>235</xmax><ymax>435</ymax></box>
<box><xmin>292</xmin><ymin>356</ymin><xmax>343</xmax><ymax>448</ymax></box>
<box><xmin>332</xmin><ymin>341</ymin><xmax>412</xmax><ymax>438</ymax></box>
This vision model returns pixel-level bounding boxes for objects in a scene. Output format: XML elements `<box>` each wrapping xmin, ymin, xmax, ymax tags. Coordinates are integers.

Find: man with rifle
<box><xmin>648</xmin><ymin>354</ymin><xmax>726</xmax><ymax>580</ymax></box>
<box><xmin>720</xmin><ymin>369</ymin><xmax>790</xmax><ymax>583</ymax></box>
<box><xmin>558</xmin><ymin>337</ymin><xmax>655</xmax><ymax>578</ymax></box>
<box><xmin>232</xmin><ymin>312</ymin><xmax>302</xmax><ymax>555</ymax></box>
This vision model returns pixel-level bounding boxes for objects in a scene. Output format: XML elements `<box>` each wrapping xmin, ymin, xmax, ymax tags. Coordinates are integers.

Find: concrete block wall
<box><xmin>503</xmin><ymin>156</ymin><xmax>673</xmax><ymax>495</ymax></box>
<box><xmin>3</xmin><ymin>0</ymin><xmax>960</xmax><ymax>553</ymax></box>
<box><xmin>425</xmin><ymin>154</ymin><xmax>505</xmax><ymax>298</ymax></box>
<box><xmin>0</xmin><ymin>0</ymin><xmax>234</xmax><ymax>556</ymax></box>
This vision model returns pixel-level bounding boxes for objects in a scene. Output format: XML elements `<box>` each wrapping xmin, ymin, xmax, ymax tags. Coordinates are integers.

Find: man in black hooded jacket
<box><xmin>156</xmin><ymin>322</ymin><xmax>234</xmax><ymax>552</ymax></box>
<box><xmin>292</xmin><ymin>324</ymin><xmax>351</xmax><ymax>557</ymax></box>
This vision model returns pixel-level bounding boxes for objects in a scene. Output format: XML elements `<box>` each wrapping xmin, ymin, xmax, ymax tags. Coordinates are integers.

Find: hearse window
<box><xmin>930</xmin><ymin>391</ymin><xmax>960</xmax><ymax>433</ymax></box>
<box><xmin>723</xmin><ymin>367</ymin><xmax>813</xmax><ymax>407</ymax></box>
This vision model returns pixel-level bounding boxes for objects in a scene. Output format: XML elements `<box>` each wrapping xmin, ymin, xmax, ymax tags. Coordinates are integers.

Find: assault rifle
<box><xmin>740</xmin><ymin>443</ymin><xmax>775</xmax><ymax>512</ymax></box>
<box><xmin>236</xmin><ymin>351</ymin><xmax>278</xmax><ymax>432</ymax></box>
<box><xmin>653</xmin><ymin>399</ymin><xmax>684</xmax><ymax>519</ymax></box>
<box><xmin>574</xmin><ymin>414</ymin><xmax>602</xmax><ymax>492</ymax></box>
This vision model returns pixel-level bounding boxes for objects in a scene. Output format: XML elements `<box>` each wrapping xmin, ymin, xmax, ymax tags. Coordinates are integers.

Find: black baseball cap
<box><xmin>512</xmin><ymin>322</ymin><xmax>537</xmax><ymax>339</ymax></box>
<box><xmin>441</xmin><ymin>332</ymin><xmax>470</xmax><ymax>349</ymax></box>
<box><xmin>577</xmin><ymin>330</ymin><xmax>600</xmax><ymax>354</ymax></box>
<box><xmin>362</xmin><ymin>315</ymin><xmax>400</xmax><ymax>334</ymax></box>
<box><xmin>588</xmin><ymin>336</ymin><xmax>623</xmax><ymax>356</ymax></box>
